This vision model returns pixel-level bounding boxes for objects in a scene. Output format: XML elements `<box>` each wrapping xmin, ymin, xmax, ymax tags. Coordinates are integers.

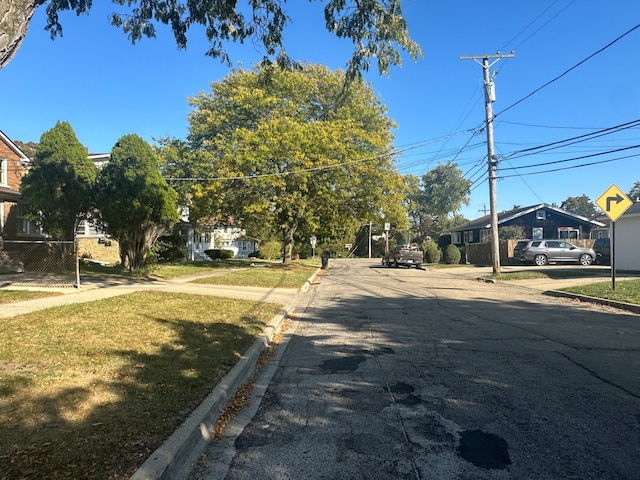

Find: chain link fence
<box><xmin>0</xmin><ymin>240</ymin><xmax>79</xmax><ymax>287</ymax></box>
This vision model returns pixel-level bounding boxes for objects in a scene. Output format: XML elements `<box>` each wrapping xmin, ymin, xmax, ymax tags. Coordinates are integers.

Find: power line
<box><xmin>500</xmin><ymin>144</ymin><xmax>640</xmax><ymax>171</ymax></box>
<box><xmin>497</xmin><ymin>152</ymin><xmax>640</xmax><ymax>179</ymax></box>
<box><xmin>495</xmin><ymin>145</ymin><xmax>545</xmax><ymax>204</ymax></box>
<box><xmin>496</xmin><ymin>120</ymin><xmax>613</xmax><ymax>130</ymax></box>
<box><xmin>494</xmin><ymin>23</ymin><xmax>640</xmax><ymax>119</ymax></box>
<box><xmin>498</xmin><ymin>0</ymin><xmax>576</xmax><ymax>55</ymax></box>
<box><xmin>504</xmin><ymin>119</ymin><xmax>640</xmax><ymax>160</ymax></box>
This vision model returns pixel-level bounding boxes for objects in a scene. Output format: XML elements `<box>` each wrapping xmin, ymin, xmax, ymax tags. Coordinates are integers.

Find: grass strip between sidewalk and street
<box><xmin>488</xmin><ymin>271</ymin><xmax>640</xmax><ymax>305</ymax></box>
<box><xmin>190</xmin><ymin>262</ymin><xmax>318</xmax><ymax>289</ymax></box>
<box><xmin>559</xmin><ymin>279</ymin><xmax>640</xmax><ymax>305</ymax></box>
<box><xmin>0</xmin><ymin>291</ymin><xmax>283</xmax><ymax>479</ymax></box>
<box><xmin>0</xmin><ymin>289</ymin><xmax>61</xmax><ymax>304</ymax></box>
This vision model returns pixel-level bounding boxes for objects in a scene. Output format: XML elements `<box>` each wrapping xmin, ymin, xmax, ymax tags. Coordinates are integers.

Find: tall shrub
<box><xmin>423</xmin><ymin>240</ymin><xmax>441</xmax><ymax>264</ymax></box>
<box><xmin>443</xmin><ymin>244</ymin><xmax>462</xmax><ymax>264</ymax></box>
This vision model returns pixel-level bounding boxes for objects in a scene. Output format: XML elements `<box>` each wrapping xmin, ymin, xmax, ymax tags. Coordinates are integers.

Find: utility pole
<box><xmin>460</xmin><ymin>52</ymin><xmax>514</xmax><ymax>275</ymax></box>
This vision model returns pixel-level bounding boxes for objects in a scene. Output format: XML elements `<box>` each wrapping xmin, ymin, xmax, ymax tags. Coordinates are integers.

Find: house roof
<box><xmin>450</xmin><ymin>203</ymin><xmax>606</xmax><ymax>232</ymax></box>
<box><xmin>0</xmin><ymin>129</ymin><xmax>30</xmax><ymax>161</ymax></box>
<box><xmin>595</xmin><ymin>201</ymin><xmax>640</xmax><ymax>224</ymax></box>
<box><xmin>625</xmin><ymin>202</ymin><xmax>640</xmax><ymax>216</ymax></box>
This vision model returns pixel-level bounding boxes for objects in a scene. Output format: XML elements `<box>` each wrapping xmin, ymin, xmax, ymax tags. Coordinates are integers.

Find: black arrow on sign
<box><xmin>606</xmin><ymin>194</ymin><xmax>623</xmax><ymax>211</ymax></box>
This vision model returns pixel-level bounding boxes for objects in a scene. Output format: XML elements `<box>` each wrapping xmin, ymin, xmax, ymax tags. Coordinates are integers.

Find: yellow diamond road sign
<box><xmin>595</xmin><ymin>184</ymin><xmax>633</xmax><ymax>222</ymax></box>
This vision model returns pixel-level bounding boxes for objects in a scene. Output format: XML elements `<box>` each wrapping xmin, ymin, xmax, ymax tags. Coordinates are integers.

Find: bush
<box><xmin>422</xmin><ymin>240</ymin><xmax>441</xmax><ymax>264</ymax></box>
<box><xmin>437</xmin><ymin>234</ymin><xmax>451</xmax><ymax>250</ymax></box>
<box><xmin>258</xmin><ymin>240</ymin><xmax>282</xmax><ymax>260</ymax></box>
<box><xmin>204</xmin><ymin>249</ymin><xmax>234</xmax><ymax>260</ymax></box>
<box><xmin>153</xmin><ymin>234</ymin><xmax>186</xmax><ymax>262</ymax></box>
<box><xmin>443</xmin><ymin>244</ymin><xmax>462</xmax><ymax>264</ymax></box>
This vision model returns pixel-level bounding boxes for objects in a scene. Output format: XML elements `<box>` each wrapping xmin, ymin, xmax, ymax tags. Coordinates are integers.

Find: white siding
<box><xmin>616</xmin><ymin>212</ymin><xmax>640</xmax><ymax>271</ymax></box>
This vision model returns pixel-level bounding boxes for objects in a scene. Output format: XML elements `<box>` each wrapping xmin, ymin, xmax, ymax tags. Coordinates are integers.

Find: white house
<box><xmin>180</xmin><ymin>221</ymin><xmax>259</xmax><ymax>260</ymax></box>
<box><xmin>615</xmin><ymin>202</ymin><xmax>640</xmax><ymax>271</ymax></box>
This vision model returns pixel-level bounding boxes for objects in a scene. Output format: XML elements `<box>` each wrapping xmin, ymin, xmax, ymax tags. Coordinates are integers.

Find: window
<box><xmin>16</xmin><ymin>204</ymin><xmax>43</xmax><ymax>236</ymax></box>
<box><xmin>463</xmin><ymin>231</ymin><xmax>469</xmax><ymax>243</ymax></box>
<box><xmin>536</xmin><ymin>210</ymin><xmax>546</xmax><ymax>220</ymax></box>
<box><xmin>559</xmin><ymin>229</ymin><xmax>578</xmax><ymax>240</ymax></box>
<box><xmin>0</xmin><ymin>157</ymin><xmax>6</xmax><ymax>186</ymax></box>
<box><xmin>76</xmin><ymin>220</ymin><xmax>103</xmax><ymax>237</ymax></box>
<box><xmin>532</xmin><ymin>227</ymin><xmax>543</xmax><ymax>240</ymax></box>
<box><xmin>452</xmin><ymin>232</ymin><xmax>461</xmax><ymax>244</ymax></box>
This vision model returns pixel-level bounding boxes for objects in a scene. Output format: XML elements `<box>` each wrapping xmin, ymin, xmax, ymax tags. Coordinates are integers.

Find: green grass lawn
<box><xmin>560</xmin><ymin>279</ymin><xmax>640</xmax><ymax>305</ymax></box>
<box><xmin>488</xmin><ymin>268</ymin><xmax>611</xmax><ymax>281</ymax></box>
<box><xmin>488</xmin><ymin>270</ymin><xmax>640</xmax><ymax>305</ymax></box>
<box><xmin>0</xmin><ymin>289</ymin><xmax>61</xmax><ymax>304</ymax></box>
<box><xmin>0</xmin><ymin>291</ymin><xmax>282</xmax><ymax>479</ymax></box>
<box><xmin>191</xmin><ymin>262</ymin><xmax>318</xmax><ymax>289</ymax></box>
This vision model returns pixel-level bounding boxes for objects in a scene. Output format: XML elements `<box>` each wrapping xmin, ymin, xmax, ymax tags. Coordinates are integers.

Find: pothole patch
<box><xmin>320</xmin><ymin>355</ymin><xmax>367</xmax><ymax>373</ymax></box>
<box><xmin>457</xmin><ymin>429</ymin><xmax>512</xmax><ymax>470</ymax></box>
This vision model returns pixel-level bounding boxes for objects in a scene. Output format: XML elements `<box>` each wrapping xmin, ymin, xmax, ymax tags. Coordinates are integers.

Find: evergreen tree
<box><xmin>20</xmin><ymin>121</ymin><xmax>97</xmax><ymax>240</ymax></box>
<box><xmin>96</xmin><ymin>134</ymin><xmax>179</xmax><ymax>271</ymax></box>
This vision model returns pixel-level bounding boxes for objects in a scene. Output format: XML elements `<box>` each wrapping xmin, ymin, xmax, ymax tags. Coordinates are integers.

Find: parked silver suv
<box><xmin>518</xmin><ymin>240</ymin><xmax>596</xmax><ymax>266</ymax></box>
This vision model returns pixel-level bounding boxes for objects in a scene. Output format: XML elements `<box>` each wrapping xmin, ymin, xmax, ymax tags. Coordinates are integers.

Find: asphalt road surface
<box><xmin>190</xmin><ymin>259</ymin><xmax>640</xmax><ymax>480</ymax></box>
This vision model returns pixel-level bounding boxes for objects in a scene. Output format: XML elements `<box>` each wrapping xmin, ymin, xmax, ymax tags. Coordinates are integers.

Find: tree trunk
<box><xmin>282</xmin><ymin>225</ymin><xmax>296</xmax><ymax>265</ymax></box>
<box><xmin>0</xmin><ymin>1</ymin><xmax>40</xmax><ymax>70</ymax></box>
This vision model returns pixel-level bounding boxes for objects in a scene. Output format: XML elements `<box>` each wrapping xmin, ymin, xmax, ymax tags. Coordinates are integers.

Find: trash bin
<box><xmin>321</xmin><ymin>252</ymin><xmax>329</xmax><ymax>269</ymax></box>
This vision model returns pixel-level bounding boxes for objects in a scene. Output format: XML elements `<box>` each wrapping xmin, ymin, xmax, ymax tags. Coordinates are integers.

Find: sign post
<box><xmin>310</xmin><ymin>236</ymin><xmax>317</xmax><ymax>258</ymax></box>
<box><xmin>595</xmin><ymin>184</ymin><xmax>633</xmax><ymax>291</ymax></box>
<box><xmin>384</xmin><ymin>222</ymin><xmax>390</xmax><ymax>254</ymax></box>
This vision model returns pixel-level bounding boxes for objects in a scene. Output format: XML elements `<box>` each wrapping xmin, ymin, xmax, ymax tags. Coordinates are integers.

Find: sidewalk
<box><xmin>0</xmin><ymin>271</ymin><xmax>302</xmax><ymax>319</ymax></box>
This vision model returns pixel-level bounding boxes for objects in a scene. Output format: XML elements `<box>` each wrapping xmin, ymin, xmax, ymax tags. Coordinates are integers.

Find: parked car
<box><xmin>513</xmin><ymin>240</ymin><xmax>530</xmax><ymax>260</ymax></box>
<box><xmin>383</xmin><ymin>244</ymin><xmax>424</xmax><ymax>268</ymax></box>
<box><xmin>517</xmin><ymin>240</ymin><xmax>596</xmax><ymax>266</ymax></box>
<box><xmin>593</xmin><ymin>238</ymin><xmax>610</xmax><ymax>265</ymax></box>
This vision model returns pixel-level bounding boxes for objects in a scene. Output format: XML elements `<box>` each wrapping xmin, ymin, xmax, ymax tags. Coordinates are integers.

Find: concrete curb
<box><xmin>130</xmin><ymin>304</ymin><xmax>292</xmax><ymax>480</ymax></box>
<box><xmin>300</xmin><ymin>267</ymin><xmax>322</xmax><ymax>293</ymax></box>
<box><xmin>543</xmin><ymin>290</ymin><xmax>640</xmax><ymax>315</ymax></box>
<box><xmin>130</xmin><ymin>269</ymin><xmax>320</xmax><ymax>480</ymax></box>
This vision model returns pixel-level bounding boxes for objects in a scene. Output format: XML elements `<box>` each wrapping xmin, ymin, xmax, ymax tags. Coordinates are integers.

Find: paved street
<box><xmin>190</xmin><ymin>259</ymin><xmax>640</xmax><ymax>480</ymax></box>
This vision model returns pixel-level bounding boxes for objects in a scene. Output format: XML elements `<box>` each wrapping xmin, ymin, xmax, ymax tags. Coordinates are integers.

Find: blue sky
<box><xmin>1</xmin><ymin>1</ymin><xmax>639</xmax><ymax>221</ymax></box>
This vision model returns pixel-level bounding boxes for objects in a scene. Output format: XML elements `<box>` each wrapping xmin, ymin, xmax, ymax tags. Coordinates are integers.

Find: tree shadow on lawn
<box><xmin>0</xmin><ymin>300</ymin><xmax>273</xmax><ymax>480</ymax></box>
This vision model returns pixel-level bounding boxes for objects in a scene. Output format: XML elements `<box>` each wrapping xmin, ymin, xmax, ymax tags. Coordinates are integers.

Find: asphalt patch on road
<box><xmin>457</xmin><ymin>429</ymin><xmax>512</xmax><ymax>470</ymax></box>
<box><xmin>389</xmin><ymin>382</ymin><xmax>414</xmax><ymax>394</ymax></box>
<box><xmin>320</xmin><ymin>355</ymin><xmax>367</xmax><ymax>373</ymax></box>
<box><xmin>389</xmin><ymin>382</ymin><xmax>423</xmax><ymax>405</ymax></box>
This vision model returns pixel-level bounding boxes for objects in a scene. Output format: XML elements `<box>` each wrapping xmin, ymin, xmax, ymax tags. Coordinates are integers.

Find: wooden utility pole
<box><xmin>460</xmin><ymin>52</ymin><xmax>515</xmax><ymax>275</ymax></box>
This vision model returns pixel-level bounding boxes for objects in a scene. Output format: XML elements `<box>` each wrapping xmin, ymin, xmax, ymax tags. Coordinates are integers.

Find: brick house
<box><xmin>0</xmin><ymin>130</ymin><xmax>31</xmax><ymax>238</ymax></box>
